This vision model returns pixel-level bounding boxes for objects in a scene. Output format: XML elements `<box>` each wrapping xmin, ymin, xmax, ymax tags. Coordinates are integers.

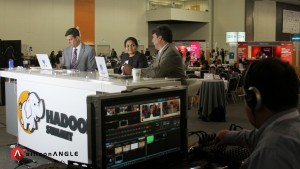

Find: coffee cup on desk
<box><xmin>132</xmin><ymin>68</ymin><xmax>141</xmax><ymax>81</ymax></box>
<box><xmin>23</xmin><ymin>60</ymin><xmax>29</xmax><ymax>68</ymax></box>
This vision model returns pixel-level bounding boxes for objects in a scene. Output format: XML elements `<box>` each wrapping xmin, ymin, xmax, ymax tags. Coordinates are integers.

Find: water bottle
<box><xmin>8</xmin><ymin>59</ymin><xmax>14</xmax><ymax>70</ymax></box>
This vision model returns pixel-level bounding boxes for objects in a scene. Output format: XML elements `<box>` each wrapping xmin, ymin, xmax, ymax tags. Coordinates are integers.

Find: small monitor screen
<box><xmin>291</xmin><ymin>34</ymin><xmax>300</xmax><ymax>42</ymax></box>
<box><xmin>87</xmin><ymin>88</ymin><xmax>187</xmax><ymax>169</ymax></box>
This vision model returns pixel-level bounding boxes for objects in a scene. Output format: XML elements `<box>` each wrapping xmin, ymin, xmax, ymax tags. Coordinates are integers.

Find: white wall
<box><xmin>0</xmin><ymin>0</ymin><xmax>148</xmax><ymax>56</ymax></box>
<box><xmin>0</xmin><ymin>0</ymin><xmax>73</xmax><ymax>55</ymax></box>
<box><xmin>254</xmin><ymin>1</ymin><xmax>276</xmax><ymax>41</ymax></box>
<box><xmin>95</xmin><ymin>0</ymin><xmax>148</xmax><ymax>56</ymax></box>
<box><xmin>213</xmin><ymin>0</ymin><xmax>245</xmax><ymax>51</ymax></box>
<box><xmin>0</xmin><ymin>0</ymin><xmax>279</xmax><ymax>58</ymax></box>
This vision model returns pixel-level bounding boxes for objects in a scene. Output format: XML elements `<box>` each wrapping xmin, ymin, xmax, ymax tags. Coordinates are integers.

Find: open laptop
<box><xmin>204</xmin><ymin>73</ymin><xmax>214</xmax><ymax>80</ymax></box>
<box><xmin>204</xmin><ymin>73</ymin><xmax>220</xmax><ymax>80</ymax></box>
<box><xmin>95</xmin><ymin>56</ymin><xmax>132</xmax><ymax>79</ymax></box>
<box><xmin>36</xmin><ymin>54</ymin><xmax>52</xmax><ymax>70</ymax></box>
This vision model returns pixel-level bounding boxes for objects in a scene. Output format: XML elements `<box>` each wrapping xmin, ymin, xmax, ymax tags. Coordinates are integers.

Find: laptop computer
<box><xmin>95</xmin><ymin>56</ymin><xmax>132</xmax><ymax>79</ymax></box>
<box><xmin>204</xmin><ymin>73</ymin><xmax>214</xmax><ymax>80</ymax></box>
<box><xmin>36</xmin><ymin>54</ymin><xmax>52</xmax><ymax>70</ymax></box>
<box><xmin>204</xmin><ymin>73</ymin><xmax>220</xmax><ymax>80</ymax></box>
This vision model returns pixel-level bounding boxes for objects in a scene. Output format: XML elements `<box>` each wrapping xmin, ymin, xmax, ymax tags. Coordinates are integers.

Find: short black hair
<box><xmin>124</xmin><ymin>37</ymin><xmax>138</xmax><ymax>47</ymax></box>
<box><xmin>244</xmin><ymin>58</ymin><xmax>299</xmax><ymax>112</ymax></box>
<box><xmin>65</xmin><ymin>28</ymin><xmax>80</xmax><ymax>37</ymax></box>
<box><xmin>152</xmin><ymin>25</ymin><xmax>173</xmax><ymax>43</ymax></box>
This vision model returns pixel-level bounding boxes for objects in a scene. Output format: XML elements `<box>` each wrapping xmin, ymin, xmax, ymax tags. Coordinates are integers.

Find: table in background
<box><xmin>198</xmin><ymin>80</ymin><xmax>226</xmax><ymax>122</ymax></box>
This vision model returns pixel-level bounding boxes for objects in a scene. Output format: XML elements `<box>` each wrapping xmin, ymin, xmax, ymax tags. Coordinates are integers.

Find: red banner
<box><xmin>281</xmin><ymin>42</ymin><xmax>293</xmax><ymax>64</ymax></box>
<box><xmin>238</xmin><ymin>42</ymin><xmax>248</xmax><ymax>59</ymax></box>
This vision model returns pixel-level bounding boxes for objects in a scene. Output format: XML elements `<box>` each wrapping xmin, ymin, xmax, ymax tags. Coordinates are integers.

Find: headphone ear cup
<box><xmin>246</xmin><ymin>87</ymin><xmax>262</xmax><ymax>111</ymax></box>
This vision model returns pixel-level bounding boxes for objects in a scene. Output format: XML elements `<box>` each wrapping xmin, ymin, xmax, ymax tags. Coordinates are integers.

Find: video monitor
<box><xmin>87</xmin><ymin>87</ymin><xmax>187</xmax><ymax>169</ymax></box>
<box><xmin>291</xmin><ymin>34</ymin><xmax>300</xmax><ymax>42</ymax></box>
<box><xmin>261</xmin><ymin>46</ymin><xmax>272</xmax><ymax>57</ymax></box>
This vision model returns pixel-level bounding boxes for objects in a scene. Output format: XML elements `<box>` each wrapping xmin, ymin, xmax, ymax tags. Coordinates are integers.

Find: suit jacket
<box><xmin>62</xmin><ymin>43</ymin><xmax>96</xmax><ymax>71</ymax></box>
<box><xmin>141</xmin><ymin>43</ymin><xmax>187</xmax><ymax>85</ymax></box>
<box><xmin>118</xmin><ymin>51</ymin><xmax>148</xmax><ymax>73</ymax></box>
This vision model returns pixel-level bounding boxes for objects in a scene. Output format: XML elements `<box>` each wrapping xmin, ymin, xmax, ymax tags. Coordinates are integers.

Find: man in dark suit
<box><xmin>123</xmin><ymin>25</ymin><xmax>187</xmax><ymax>85</ymax></box>
<box><xmin>145</xmin><ymin>48</ymin><xmax>150</xmax><ymax>57</ymax></box>
<box><xmin>58</xmin><ymin>28</ymin><xmax>96</xmax><ymax>71</ymax></box>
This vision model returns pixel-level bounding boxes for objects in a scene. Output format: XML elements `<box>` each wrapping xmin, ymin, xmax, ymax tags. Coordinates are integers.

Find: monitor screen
<box><xmin>291</xmin><ymin>34</ymin><xmax>300</xmax><ymax>42</ymax></box>
<box><xmin>87</xmin><ymin>87</ymin><xmax>187</xmax><ymax>169</ymax></box>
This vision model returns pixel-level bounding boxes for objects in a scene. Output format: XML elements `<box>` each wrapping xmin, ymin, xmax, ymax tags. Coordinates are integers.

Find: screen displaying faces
<box><xmin>102</xmin><ymin>96</ymin><xmax>182</xmax><ymax>169</ymax></box>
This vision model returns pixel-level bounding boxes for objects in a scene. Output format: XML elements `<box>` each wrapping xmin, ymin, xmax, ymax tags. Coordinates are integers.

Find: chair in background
<box><xmin>232</xmin><ymin>75</ymin><xmax>243</xmax><ymax>101</ymax></box>
<box><xmin>226</xmin><ymin>77</ymin><xmax>239</xmax><ymax>104</ymax></box>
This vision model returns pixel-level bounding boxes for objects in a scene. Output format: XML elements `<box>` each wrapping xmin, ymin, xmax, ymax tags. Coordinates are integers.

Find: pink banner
<box><xmin>190</xmin><ymin>42</ymin><xmax>200</xmax><ymax>62</ymax></box>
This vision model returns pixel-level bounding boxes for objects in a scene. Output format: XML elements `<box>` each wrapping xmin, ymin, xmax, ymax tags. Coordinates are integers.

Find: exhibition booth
<box><xmin>174</xmin><ymin>41</ymin><xmax>208</xmax><ymax>64</ymax></box>
<box><xmin>237</xmin><ymin>41</ymin><xmax>294</xmax><ymax>64</ymax></box>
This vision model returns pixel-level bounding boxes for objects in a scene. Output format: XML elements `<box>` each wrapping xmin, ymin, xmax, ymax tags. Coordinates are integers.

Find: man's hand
<box><xmin>216</xmin><ymin>129</ymin><xmax>230</xmax><ymax>145</ymax></box>
<box><xmin>123</xmin><ymin>64</ymin><xmax>133</xmax><ymax>75</ymax></box>
<box><xmin>56</xmin><ymin>64</ymin><xmax>62</xmax><ymax>69</ymax></box>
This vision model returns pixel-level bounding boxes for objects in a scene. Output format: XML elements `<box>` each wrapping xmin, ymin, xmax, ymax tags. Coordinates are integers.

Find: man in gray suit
<box><xmin>59</xmin><ymin>28</ymin><xmax>96</xmax><ymax>71</ymax></box>
<box><xmin>123</xmin><ymin>25</ymin><xmax>187</xmax><ymax>85</ymax></box>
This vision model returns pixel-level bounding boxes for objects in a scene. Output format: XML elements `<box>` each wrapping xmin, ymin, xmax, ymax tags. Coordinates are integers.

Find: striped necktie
<box><xmin>71</xmin><ymin>48</ymin><xmax>77</xmax><ymax>69</ymax></box>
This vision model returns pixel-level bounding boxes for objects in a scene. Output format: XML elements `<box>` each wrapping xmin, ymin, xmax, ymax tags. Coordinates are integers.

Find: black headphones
<box><xmin>244</xmin><ymin>61</ymin><xmax>262</xmax><ymax>111</ymax></box>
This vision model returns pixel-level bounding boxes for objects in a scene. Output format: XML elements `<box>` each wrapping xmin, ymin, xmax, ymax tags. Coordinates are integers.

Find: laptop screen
<box><xmin>95</xmin><ymin>56</ymin><xmax>109</xmax><ymax>78</ymax></box>
<box><xmin>204</xmin><ymin>73</ymin><xmax>213</xmax><ymax>79</ymax></box>
<box><xmin>87</xmin><ymin>87</ymin><xmax>188</xmax><ymax>169</ymax></box>
<box><xmin>36</xmin><ymin>54</ymin><xmax>53</xmax><ymax>70</ymax></box>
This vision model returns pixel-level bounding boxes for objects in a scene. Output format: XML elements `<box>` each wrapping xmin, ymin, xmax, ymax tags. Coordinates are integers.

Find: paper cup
<box><xmin>132</xmin><ymin>68</ymin><xmax>141</xmax><ymax>81</ymax></box>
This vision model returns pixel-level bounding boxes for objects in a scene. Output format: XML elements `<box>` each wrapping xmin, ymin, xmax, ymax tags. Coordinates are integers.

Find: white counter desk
<box><xmin>0</xmin><ymin>68</ymin><xmax>181</xmax><ymax>165</ymax></box>
<box><xmin>0</xmin><ymin>68</ymin><xmax>181</xmax><ymax>93</ymax></box>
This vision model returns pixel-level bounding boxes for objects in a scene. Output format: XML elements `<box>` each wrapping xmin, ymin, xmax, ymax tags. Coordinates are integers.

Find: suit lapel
<box><xmin>68</xmin><ymin>47</ymin><xmax>73</xmax><ymax>66</ymax></box>
<box><xmin>77</xmin><ymin>44</ymin><xmax>85</xmax><ymax>65</ymax></box>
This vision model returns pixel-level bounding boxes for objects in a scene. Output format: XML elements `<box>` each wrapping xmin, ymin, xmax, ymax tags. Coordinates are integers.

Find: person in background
<box><xmin>220</xmin><ymin>48</ymin><xmax>225</xmax><ymax>64</ymax></box>
<box><xmin>216</xmin><ymin>58</ymin><xmax>300</xmax><ymax>169</ymax></box>
<box><xmin>58</xmin><ymin>27</ymin><xmax>96</xmax><ymax>71</ymax></box>
<box><xmin>200</xmin><ymin>59</ymin><xmax>209</xmax><ymax>71</ymax></box>
<box><xmin>200</xmin><ymin>50</ymin><xmax>205</xmax><ymax>62</ymax></box>
<box><xmin>178</xmin><ymin>49</ymin><xmax>183</xmax><ymax>57</ymax></box>
<box><xmin>123</xmin><ymin>25</ymin><xmax>187</xmax><ymax>85</ymax></box>
<box><xmin>227</xmin><ymin>66</ymin><xmax>239</xmax><ymax>78</ymax></box>
<box><xmin>49</xmin><ymin>50</ymin><xmax>56</xmax><ymax>67</ymax></box>
<box><xmin>145</xmin><ymin>48</ymin><xmax>150</xmax><ymax>57</ymax></box>
<box><xmin>193</xmin><ymin>58</ymin><xmax>201</xmax><ymax>67</ymax></box>
<box><xmin>110</xmin><ymin>48</ymin><xmax>117</xmax><ymax>59</ymax></box>
<box><xmin>209</xmin><ymin>65</ymin><xmax>216</xmax><ymax>74</ymax></box>
<box><xmin>186</xmin><ymin>51</ymin><xmax>191</xmax><ymax>62</ymax></box>
<box><xmin>213</xmin><ymin>48</ymin><xmax>219</xmax><ymax>61</ymax></box>
<box><xmin>118</xmin><ymin>37</ymin><xmax>148</xmax><ymax>74</ymax></box>
<box><xmin>233</xmin><ymin>62</ymin><xmax>241</xmax><ymax>74</ymax></box>
<box><xmin>56</xmin><ymin>50</ymin><xmax>62</xmax><ymax>64</ymax></box>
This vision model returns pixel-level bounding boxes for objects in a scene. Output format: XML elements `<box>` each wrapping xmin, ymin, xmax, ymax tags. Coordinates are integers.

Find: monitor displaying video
<box><xmin>87</xmin><ymin>87</ymin><xmax>187</xmax><ymax>169</ymax></box>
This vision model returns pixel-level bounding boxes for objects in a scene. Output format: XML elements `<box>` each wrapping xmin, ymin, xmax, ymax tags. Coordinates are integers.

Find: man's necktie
<box><xmin>71</xmin><ymin>48</ymin><xmax>77</xmax><ymax>69</ymax></box>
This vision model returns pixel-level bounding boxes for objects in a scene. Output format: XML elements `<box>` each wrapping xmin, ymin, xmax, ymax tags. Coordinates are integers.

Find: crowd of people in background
<box><xmin>49</xmin><ymin>50</ymin><xmax>62</xmax><ymax>67</ymax></box>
